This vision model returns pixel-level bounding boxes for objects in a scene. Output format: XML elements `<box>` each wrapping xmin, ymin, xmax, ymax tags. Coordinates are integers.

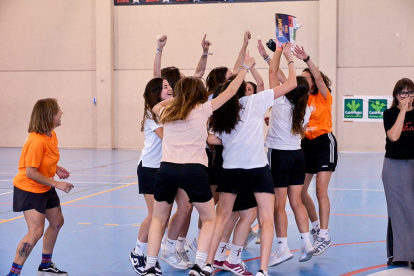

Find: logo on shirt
<box><xmin>309</xmin><ymin>103</ymin><xmax>316</xmax><ymax>114</ymax></box>
<box><xmin>403</xmin><ymin>122</ymin><xmax>414</xmax><ymax>132</ymax></box>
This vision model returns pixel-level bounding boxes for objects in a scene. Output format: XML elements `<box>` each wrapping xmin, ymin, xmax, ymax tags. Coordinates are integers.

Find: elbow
<box><xmin>388</xmin><ymin>135</ymin><xmax>399</xmax><ymax>142</ymax></box>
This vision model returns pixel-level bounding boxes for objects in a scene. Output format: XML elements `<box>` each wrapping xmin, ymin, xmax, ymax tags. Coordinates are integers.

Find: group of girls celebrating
<box><xmin>130</xmin><ymin>31</ymin><xmax>337</xmax><ymax>276</ymax></box>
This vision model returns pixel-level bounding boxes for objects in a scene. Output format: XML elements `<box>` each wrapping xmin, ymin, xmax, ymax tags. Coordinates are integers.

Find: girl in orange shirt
<box><xmin>7</xmin><ymin>98</ymin><xmax>73</xmax><ymax>276</ymax></box>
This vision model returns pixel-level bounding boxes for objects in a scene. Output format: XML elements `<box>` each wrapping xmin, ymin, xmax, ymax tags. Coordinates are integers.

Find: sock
<box><xmin>228</xmin><ymin>243</ymin><xmax>243</xmax><ymax>264</ymax></box>
<box><xmin>319</xmin><ymin>229</ymin><xmax>329</xmax><ymax>239</ymax></box>
<box><xmin>300</xmin><ymin>232</ymin><xmax>311</xmax><ymax>247</ymax></box>
<box><xmin>214</xmin><ymin>242</ymin><xmax>229</xmax><ymax>261</ymax></box>
<box><xmin>145</xmin><ymin>255</ymin><xmax>157</xmax><ymax>270</ymax></box>
<box><xmin>134</xmin><ymin>238</ymin><xmax>147</xmax><ymax>255</ymax></box>
<box><xmin>176</xmin><ymin>237</ymin><xmax>185</xmax><ymax>251</ymax></box>
<box><xmin>311</xmin><ymin>220</ymin><xmax>320</xmax><ymax>231</ymax></box>
<box><xmin>8</xmin><ymin>263</ymin><xmax>23</xmax><ymax>276</ymax></box>
<box><xmin>277</xmin><ymin>237</ymin><xmax>288</xmax><ymax>252</ymax></box>
<box><xmin>165</xmin><ymin>238</ymin><xmax>177</xmax><ymax>254</ymax></box>
<box><xmin>40</xmin><ymin>253</ymin><xmax>52</xmax><ymax>268</ymax></box>
<box><xmin>195</xmin><ymin>251</ymin><xmax>208</xmax><ymax>268</ymax></box>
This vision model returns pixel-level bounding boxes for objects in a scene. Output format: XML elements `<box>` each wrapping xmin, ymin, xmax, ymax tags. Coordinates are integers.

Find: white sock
<box><xmin>134</xmin><ymin>238</ymin><xmax>147</xmax><ymax>255</ymax></box>
<box><xmin>195</xmin><ymin>251</ymin><xmax>208</xmax><ymax>267</ymax></box>
<box><xmin>176</xmin><ymin>237</ymin><xmax>185</xmax><ymax>251</ymax></box>
<box><xmin>214</xmin><ymin>242</ymin><xmax>229</xmax><ymax>261</ymax></box>
<box><xmin>319</xmin><ymin>229</ymin><xmax>329</xmax><ymax>239</ymax></box>
<box><xmin>165</xmin><ymin>238</ymin><xmax>177</xmax><ymax>254</ymax></box>
<box><xmin>311</xmin><ymin>220</ymin><xmax>320</xmax><ymax>231</ymax></box>
<box><xmin>145</xmin><ymin>255</ymin><xmax>157</xmax><ymax>269</ymax></box>
<box><xmin>277</xmin><ymin>237</ymin><xmax>288</xmax><ymax>252</ymax></box>
<box><xmin>300</xmin><ymin>232</ymin><xmax>311</xmax><ymax>247</ymax></box>
<box><xmin>228</xmin><ymin>243</ymin><xmax>243</xmax><ymax>264</ymax></box>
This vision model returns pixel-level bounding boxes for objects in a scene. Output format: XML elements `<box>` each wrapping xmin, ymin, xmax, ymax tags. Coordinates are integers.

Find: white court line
<box><xmin>308</xmin><ymin>187</ymin><xmax>384</xmax><ymax>192</ymax></box>
<box><xmin>72</xmin><ymin>223</ymin><xmax>138</xmax><ymax>233</ymax></box>
<box><xmin>0</xmin><ymin>191</ymin><xmax>13</xmax><ymax>196</ymax></box>
<box><xmin>0</xmin><ymin>180</ymin><xmax>135</xmax><ymax>185</ymax></box>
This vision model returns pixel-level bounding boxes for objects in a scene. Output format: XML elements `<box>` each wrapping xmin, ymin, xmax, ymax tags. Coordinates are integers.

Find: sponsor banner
<box><xmin>342</xmin><ymin>95</ymin><xmax>393</xmax><ymax>122</ymax></box>
<box><xmin>115</xmin><ymin>0</ymin><xmax>315</xmax><ymax>5</ymax></box>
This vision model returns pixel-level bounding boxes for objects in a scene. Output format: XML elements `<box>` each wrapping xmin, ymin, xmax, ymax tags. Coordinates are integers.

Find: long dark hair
<box><xmin>391</xmin><ymin>78</ymin><xmax>414</xmax><ymax>108</ymax></box>
<box><xmin>303</xmin><ymin>68</ymin><xmax>332</xmax><ymax>95</ymax></box>
<box><xmin>209</xmin><ymin>77</ymin><xmax>246</xmax><ymax>134</ymax></box>
<box><xmin>206</xmin><ymin>67</ymin><xmax>229</xmax><ymax>95</ymax></box>
<box><xmin>246</xmin><ymin>81</ymin><xmax>257</xmax><ymax>95</ymax></box>
<box><xmin>161</xmin><ymin>66</ymin><xmax>181</xmax><ymax>92</ymax></box>
<box><xmin>141</xmin><ymin>78</ymin><xmax>165</xmax><ymax>131</ymax></box>
<box><xmin>160</xmin><ymin>77</ymin><xmax>207</xmax><ymax>124</ymax></box>
<box><xmin>285</xmin><ymin>76</ymin><xmax>309</xmax><ymax>138</ymax></box>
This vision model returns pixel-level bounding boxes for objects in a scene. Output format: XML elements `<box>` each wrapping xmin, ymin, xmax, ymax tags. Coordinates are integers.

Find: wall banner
<box><xmin>342</xmin><ymin>95</ymin><xmax>393</xmax><ymax>122</ymax></box>
<box><xmin>114</xmin><ymin>0</ymin><xmax>316</xmax><ymax>6</ymax></box>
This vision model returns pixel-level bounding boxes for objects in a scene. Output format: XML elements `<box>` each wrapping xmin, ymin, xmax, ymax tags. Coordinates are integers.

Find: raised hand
<box><xmin>245</xmin><ymin>56</ymin><xmax>256</xmax><ymax>68</ymax></box>
<box><xmin>257</xmin><ymin>39</ymin><xmax>268</xmax><ymax>58</ymax></box>
<box><xmin>55</xmin><ymin>181</ymin><xmax>74</xmax><ymax>193</ymax></box>
<box><xmin>157</xmin><ymin>35</ymin><xmax>167</xmax><ymax>50</ymax></box>
<box><xmin>244</xmin><ymin>31</ymin><xmax>251</xmax><ymax>44</ymax></box>
<box><xmin>399</xmin><ymin>97</ymin><xmax>411</xmax><ymax>112</ymax></box>
<box><xmin>201</xmin><ymin>34</ymin><xmax>212</xmax><ymax>54</ymax></box>
<box><xmin>293</xmin><ymin>45</ymin><xmax>308</xmax><ymax>60</ymax></box>
<box><xmin>283</xmin><ymin>42</ymin><xmax>294</xmax><ymax>62</ymax></box>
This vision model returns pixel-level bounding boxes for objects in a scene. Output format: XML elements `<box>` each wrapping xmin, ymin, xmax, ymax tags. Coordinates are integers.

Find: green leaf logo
<box><xmin>347</xmin><ymin>100</ymin><xmax>361</xmax><ymax>112</ymax></box>
<box><xmin>368</xmin><ymin>99</ymin><xmax>387</xmax><ymax>119</ymax></box>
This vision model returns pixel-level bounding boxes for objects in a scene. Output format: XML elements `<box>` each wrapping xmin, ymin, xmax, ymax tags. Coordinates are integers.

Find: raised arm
<box><xmin>294</xmin><ymin>45</ymin><xmax>328</xmax><ymax>98</ymax></box>
<box><xmin>152</xmin><ymin>97</ymin><xmax>175</xmax><ymax>117</ymax></box>
<box><xmin>268</xmin><ymin>47</ymin><xmax>282</xmax><ymax>89</ymax></box>
<box><xmin>232</xmin><ymin>31</ymin><xmax>251</xmax><ymax>75</ymax></box>
<box><xmin>271</xmin><ymin>42</ymin><xmax>297</xmax><ymax>99</ymax></box>
<box><xmin>194</xmin><ymin>34</ymin><xmax>212</xmax><ymax>78</ymax></box>
<box><xmin>246</xmin><ymin>50</ymin><xmax>264</xmax><ymax>92</ymax></box>
<box><xmin>211</xmin><ymin>57</ymin><xmax>256</xmax><ymax>111</ymax></box>
<box><xmin>153</xmin><ymin>35</ymin><xmax>167</xmax><ymax>78</ymax></box>
<box><xmin>257</xmin><ymin>39</ymin><xmax>271</xmax><ymax>66</ymax></box>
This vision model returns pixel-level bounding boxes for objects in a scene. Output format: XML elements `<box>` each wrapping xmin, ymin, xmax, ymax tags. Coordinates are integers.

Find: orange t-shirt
<box><xmin>13</xmin><ymin>131</ymin><xmax>60</xmax><ymax>193</ymax></box>
<box><xmin>305</xmin><ymin>89</ymin><xmax>333</xmax><ymax>140</ymax></box>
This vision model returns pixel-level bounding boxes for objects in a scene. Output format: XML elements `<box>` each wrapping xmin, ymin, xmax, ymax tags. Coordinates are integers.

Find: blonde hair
<box><xmin>160</xmin><ymin>77</ymin><xmax>207</xmax><ymax>124</ymax></box>
<box><xmin>28</xmin><ymin>98</ymin><xmax>59</xmax><ymax>134</ymax></box>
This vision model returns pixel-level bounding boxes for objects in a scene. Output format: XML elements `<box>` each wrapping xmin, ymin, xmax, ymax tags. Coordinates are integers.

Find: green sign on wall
<box><xmin>368</xmin><ymin>99</ymin><xmax>387</xmax><ymax>119</ymax></box>
<box><xmin>344</xmin><ymin>99</ymin><xmax>363</xmax><ymax>119</ymax></box>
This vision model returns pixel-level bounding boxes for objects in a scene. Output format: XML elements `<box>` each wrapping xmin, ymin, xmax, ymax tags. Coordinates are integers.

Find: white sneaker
<box><xmin>255</xmin><ymin>229</ymin><xmax>261</xmax><ymax>244</ymax></box>
<box><xmin>188</xmin><ymin>238</ymin><xmax>197</xmax><ymax>253</ymax></box>
<box><xmin>202</xmin><ymin>263</ymin><xmax>214</xmax><ymax>276</ymax></box>
<box><xmin>313</xmin><ymin>235</ymin><xmax>331</xmax><ymax>256</ymax></box>
<box><xmin>299</xmin><ymin>242</ymin><xmax>315</xmax><ymax>262</ymax></box>
<box><xmin>161</xmin><ymin>235</ymin><xmax>167</xmax><ymax>251</ymax></box>
<box><xmin>310</xmin><ymin>228</ymin><xmax>320</xmax><ymax>242</ymax></box>
<box><xmin>177</xmin><ymin>248</ymin><xmax>194</xmax><ymax>268</ymax></box>
<box><xmin>244</xmin><ymin>229</ymin><xmax>258</xmax><ymax>248</ymax></box>
<box><xmin>160</xmin><ymin>250</ymin><xmax>188</xmax><ymax>269</ymax></box>
<box><xmin>255</xmin><ymin>269</ymin><xmax>268</xmax><ymax>276</ymax></box>
<box><xmin>268</xmin><ymin>247</ymin><xmax>293</xmax><ymax>266</ymax></box>
<box><xmin>184</xmin><ymin>238</ymin><xmax>191</xmax><ymax>252</ymax></box>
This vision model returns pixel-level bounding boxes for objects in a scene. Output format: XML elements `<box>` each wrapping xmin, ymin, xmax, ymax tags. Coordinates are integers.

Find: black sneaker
<box><xmin>155</xmin><ymin>261</ymin><xmax>162</xmax><ymax>276</ymax></box>
<box><xmin>189</xmin><ymin>264</ymin><xmax>205</xmax><ymax>276</ymax></box>
<box><xmin>141</xmin><ymin>266</ymin><xmax>157</xmax><ymax>276</ymax></box>
<box><xmin>387</xmin><ymin>257</ymin><xmax>409</xmax><ymax>266</ymax></box>
<box><xmin>37</xmin><ymin>262</ymin><xmax>68</xmax><ymax>276</ymax></box>
<box><xmin>129</xmin><ymin>250</ymin><xmax>146</xmax><ymax>274</ymax></box>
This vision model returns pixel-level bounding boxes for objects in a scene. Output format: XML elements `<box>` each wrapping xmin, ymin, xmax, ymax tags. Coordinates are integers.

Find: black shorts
<box><xmin>13</xmin><ymin>186</ymin><xmax>60</xmax><ymax>214</ymax></box>
<box><xmin>268</xmin><ymin>148</ymin><xmax>306</xmax><ymax>188</ymax></box>
<box><xmin>217</xmin><ymin>165</ymin><xmax>274</xmax><ymax>211</ymax></box>
<box><xmin>206</xmin><ymin>146</ymin><xmax>224</xmax><ymax>186</ymax></box>
<box><xmin>301</xmin><ymin>132</ymin><xmax>338</xmax><ymax>174</ymax></box>
<box><xmin>137</xmin><ymin>161</ymin><xmax>158</xmax><ymax>194</ymax></box>
<box><xmin>154</xmin><ymin>162</ymin><xmax>213</xmax><ymax>204</ymax></box>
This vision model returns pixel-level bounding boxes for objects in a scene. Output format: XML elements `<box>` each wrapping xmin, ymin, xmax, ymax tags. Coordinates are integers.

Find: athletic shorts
<box><xmin>13</xmin><ymin>186</ymin><xmax>60</xmax><ymax>214</ymax></box>
<box><xmin>268</xmin><ymin>148</ymin><xmax>306</xmax><ymax>188</ymax></box>
<box><xmin>301</xmin><ymin>132</ymin><xmax>338</xmax><ymax>174</ymax></box>
<box><xmin>206</xmin><ymin>146</ymin><xmax>224</xmax><ymax>186</ymax></box>
<box><xmin>154</xmin><ymin>162</ymin><xmax>212</xmax><ymax>204</ymax></box>
<box><xmin>137</xmin><ymin>162</ymin><xmax>158</xmax><ymax>195</ymax></box>
<box><xmin>217</xmin><ymin>165</ymin><xmax>274</xmax><ymax>211</ymax></box>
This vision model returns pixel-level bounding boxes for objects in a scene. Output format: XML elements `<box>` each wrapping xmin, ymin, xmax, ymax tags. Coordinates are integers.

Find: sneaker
<box><xmin>268</xmin><ymin>247</ymin><xmax>294</xmax><ymax>266</ymax></box>
<box><xmin>244</xmin><ymin>229</ymin><xmax>258</xmax><ymax>248</ymax></box>
<box><xmin>141</xmin><ymin>267</ymin><xmax>157</xmax><ymax>276</ymax></box>
<box><xmin>155</xmin><ymin>261</ymin><xmax>162</xmax><ymax>276</ymax></box>
<box><xmin>202</xmin><ymin>263</ymin><xmax>213</xmax><ymax>276</ymax></box>
<box><xmin>299</xmin><ymin>242</ymin><xmax>315</xmax><ymax>262</ymax></box>
<box><xmin>310</xmin><ymin>228</ymin><xmax>320</xmax><ymax>242</ymax></box>
<box><xmin>129</xmin><ymin>250</ymin><xmax>146</xmax><ymax>274</ymax></box>
<box><xmin>161</xmin><ymin>235</ymin><xmax>167</xmax><ymax>251</ymax></box>
<box><xmin>255</xmin><ymin>269</ymin><xmax>268</xmax><ymax>276</ymax></box>
<box><xmin>213</xmin><ymin>259</ymin><xmax>225</xmax><ymax>269</ymax></box>
<box><xmin>255</xmin><ymin>229</ymin><xmax>261</xmax><ymax>244</ymax></box>
<box><xmin>37</xmin><ymin>263</ymin><xmax>68</xmax><ymax>276</ymax></box>
<box><xmin>189</xmin><ymin>264</ymin><xmax>205</xmax><ymax>276</ymax></box>
<box><xmin>160</xmin><ymin>250</ymin><xmax>188</xmax><ymax>269</ymax></box>
<box><xmin>188</xmin><ymin>238</ymin><xmax>197</xmax><ymax>253</ymax></box>
<box><xmin>177</xmin><ymin>249</ymin><xmax>194</xmax><ymax>268</ymax></box>
<box><xmin>387</xmin><ymin>257</ymin><xmax>409</xmax><ymax>266</ymax></box>
<box><xmin>223</xmin><ymin>260</ymin><xmax>252</xmax><ymax>276</ymax></box>
<box><xmin>184</xmin><ymin>238</ymin><xmax>191</xmax><ymax>252</ymax></box>
<box><xmin>313</xmin><ymin>235</ymin><xmax>332</xmax><ymax>256</ymax></box>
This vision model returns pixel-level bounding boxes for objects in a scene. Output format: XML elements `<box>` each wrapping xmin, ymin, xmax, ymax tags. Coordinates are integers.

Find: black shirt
<box><xmin>383</xmin><ymin>107</ymin><xmax>414</xmax><ymax>160</ymax></box>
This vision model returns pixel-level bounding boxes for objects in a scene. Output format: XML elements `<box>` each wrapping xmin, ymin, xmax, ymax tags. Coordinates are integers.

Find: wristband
<box><xmin>203</xmin><ymin>52</ymin><xmax>211</xmax><ymax>58</ymax></box>
<box><xmin>264</xmin><ymin>55</ymin><xmax>270</xmax><ymax>62</ymax></box>
<box><xmin>287</xmin><ymin>60</ymin><xmax>294</xmax><ymax>66</ymax></box>
<box><xmin>156</xmin><ymin>48</ymin><xmax>162</xmax><ymax>54</ymax></box>
<box><xmin>303</xmin><ymin>55</ymin><xmax>310</xmax><ymax>62</ymax></box>
<box><xmin>239</xmin><ymin>64</ymin><xmax>250</xmax><ymax>72</ymax></box>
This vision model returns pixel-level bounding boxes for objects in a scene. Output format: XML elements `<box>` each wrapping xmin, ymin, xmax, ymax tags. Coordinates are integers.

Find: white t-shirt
<box><xmin>217</xmin><ymin>89</ymin><xmax>275</xmax><ymax>169</ymax></box>
<box><xmin>138</xmin><ymin>115</ymin><xmax>162</xmax><ymax>168</ymax></box>
<box><xmin>161</xmin><ymin>101</ymin><xmax>212</xmax><ymax>167</ymax></box>
<box><xmin>265</xmin><ymin>96</ymin><xmax>310</xmax><ymax>150</ymax></box>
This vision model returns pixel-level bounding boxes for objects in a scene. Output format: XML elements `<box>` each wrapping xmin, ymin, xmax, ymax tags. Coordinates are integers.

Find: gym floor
<box><xmin>0</xmin><ymin>149</ymin><xmax>412</xmax><ymax>275</ymax></box>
